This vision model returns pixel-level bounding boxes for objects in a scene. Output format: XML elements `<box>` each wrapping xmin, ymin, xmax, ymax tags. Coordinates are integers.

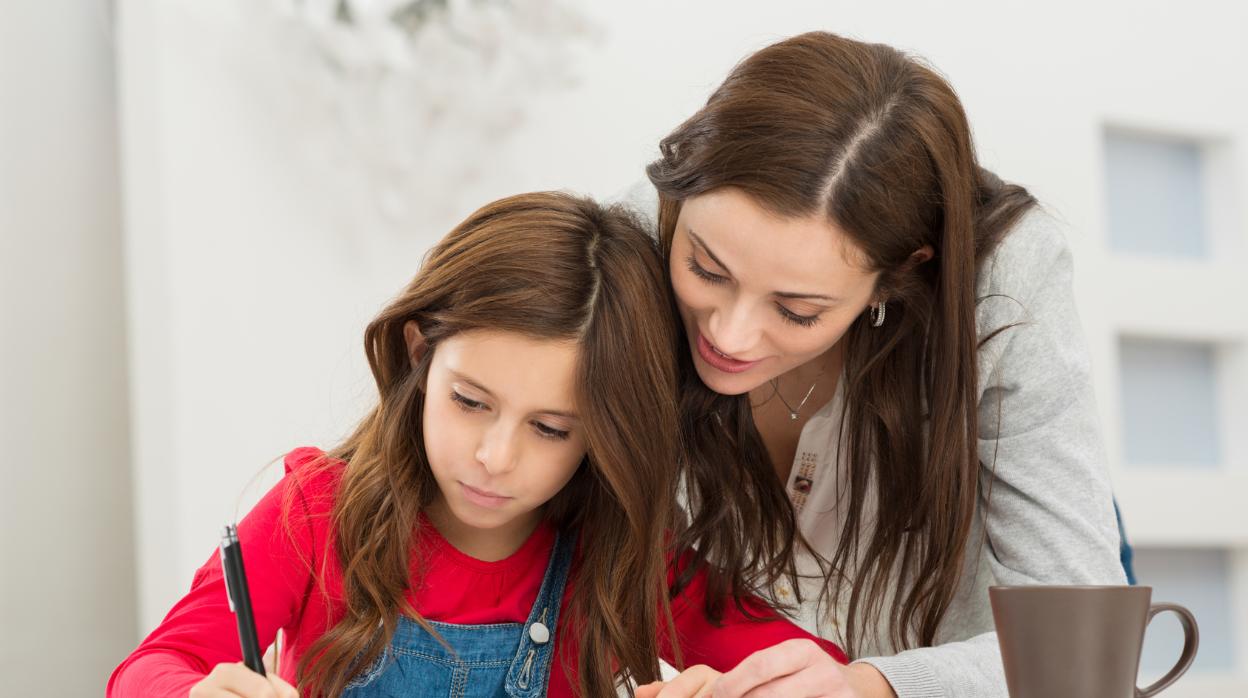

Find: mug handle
<box><xmin>1136</xmin><ymin>602</ymin><xmax>1200</xmax><ymax>697</ymax></box>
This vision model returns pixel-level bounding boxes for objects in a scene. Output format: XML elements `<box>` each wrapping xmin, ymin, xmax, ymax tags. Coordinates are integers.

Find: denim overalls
<box><xmin>341</xmin><ymin>531</ymin><xmax>576</xmax><ymax>698</ymax></box>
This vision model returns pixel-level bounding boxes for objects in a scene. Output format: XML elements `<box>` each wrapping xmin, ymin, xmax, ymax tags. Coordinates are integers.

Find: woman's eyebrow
<box><xmin>775</xmin><ymin>290</ymin><xmax>840</xmax><ymax>302</ymax></box>
<box><xmin>688</xmin><ymin>231</ymin><xmax>734</xmax><ymax>276</ymax></box>
<box><xmin>688</xmin><ymin>230</ymin><xmax>841</xmax><ymax>303</ymax></box>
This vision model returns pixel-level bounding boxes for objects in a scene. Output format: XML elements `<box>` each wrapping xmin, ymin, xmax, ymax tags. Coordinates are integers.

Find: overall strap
<box><xmin>505</xmin><ymin>529</ymin><xmax>577</xmax><ymax>697</ymax></box>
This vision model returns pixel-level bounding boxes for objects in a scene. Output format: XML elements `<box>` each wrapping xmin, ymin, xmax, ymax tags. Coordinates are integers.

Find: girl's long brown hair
<box><xmin>288</xmin><ymin>192</ymin><xmax>681</xmax><ymax>697</ymax></box>
<box><xmin>647</xmin><ymin>32</ymin><xmax>1036</xmax><ymax>655</ymax></box>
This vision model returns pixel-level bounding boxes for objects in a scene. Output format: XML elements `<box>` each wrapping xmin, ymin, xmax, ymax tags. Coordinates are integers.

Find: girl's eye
<box><xmin>450</xmin><ymin>391</ymin><xmax>487</xmax><ymax>412</ymax></box>
<box><xmin>532</xmin><ymin>421</ymin><xmax>571</xmax><ymax>441</ymax></box>
<box><xmin>685</xmin><ymin>255</ymin><xmax>728</xmax><ymax>285</ymax></box>
<box><xmin>777</xmin><ymin>304</ymin><xmax>821</xmax><ymax>328</ymax></box>
<box><xmin>453</xmin><ymin>391</ymin><xmax>569</xmax><ymax>441</ymax></box>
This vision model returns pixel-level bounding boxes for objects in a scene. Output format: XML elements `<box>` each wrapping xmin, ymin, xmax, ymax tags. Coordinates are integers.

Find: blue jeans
<box><xmin>1115</xmin><ymin>498</ymin><xmax>1137</xmax><ymax>585</ymax></box>
<box><xmin>341</xmin><ymin>531</ymin><xmax>575</xmax><ymax>698</ymax></box>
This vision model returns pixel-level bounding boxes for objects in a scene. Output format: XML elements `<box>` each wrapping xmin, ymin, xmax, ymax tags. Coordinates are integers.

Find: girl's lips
<box><xmin>695</xmin><ymin>332</ymin><xmax>761</xmax><ymax>374</ymax></box>
<box><xmin>460</xmin><ymin>482</ymin><xmax>512</xmax><ymax>509</ymax></box>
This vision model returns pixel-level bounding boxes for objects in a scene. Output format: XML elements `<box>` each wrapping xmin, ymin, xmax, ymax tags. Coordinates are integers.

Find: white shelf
<box><xmin>1112</xmin><ymin>469</ymin><xmax>1248</xmax><ymax>547</ymax></box>
<box><xmin>1139</xmin><ymin>673</ymin><xmax>1248</xmax><ymax>698</ymax></box>
<box><xmin>1100</xmin><ymin>259</ymin><xmax>1248</xmax><ymax>341</ymax></box>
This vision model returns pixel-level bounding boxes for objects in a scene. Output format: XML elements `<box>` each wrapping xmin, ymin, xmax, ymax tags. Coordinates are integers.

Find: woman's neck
<box><xmin>749</xmin><ymin>341</ymin><xmax>845</xmax><ymax>482</ymax></box>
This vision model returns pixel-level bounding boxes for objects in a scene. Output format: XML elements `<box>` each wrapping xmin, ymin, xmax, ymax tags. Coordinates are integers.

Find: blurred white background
<box><xmin>2</xmin><ymin>1</ymin><xmax>1245</xmax><ymax>696</ymax></box>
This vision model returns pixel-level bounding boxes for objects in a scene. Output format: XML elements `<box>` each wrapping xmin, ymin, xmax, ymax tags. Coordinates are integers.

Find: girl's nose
<box><xmin>475</xmin><ymin>422</ymin><xmax>520</xmax><ymax>476</ymax></box>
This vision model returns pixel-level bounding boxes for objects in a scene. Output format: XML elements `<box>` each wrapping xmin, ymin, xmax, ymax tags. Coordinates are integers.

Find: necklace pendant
<box><xmin>789</xmin><ymin>412</ymin><xmax>799</xmax><ymax>420</ymax></box>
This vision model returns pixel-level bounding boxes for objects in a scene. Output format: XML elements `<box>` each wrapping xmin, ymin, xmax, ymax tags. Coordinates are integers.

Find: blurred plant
<box><xmin>263</xmin><ymin>0</ymin><xmax>599</xmax><ymax>224</ymax></box>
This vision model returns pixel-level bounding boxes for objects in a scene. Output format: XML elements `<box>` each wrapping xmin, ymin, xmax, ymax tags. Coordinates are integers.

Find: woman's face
<box><xmin>670</xmin><ymin>187</ymin><xmax>881</xmax><ymax>396</ymax></box>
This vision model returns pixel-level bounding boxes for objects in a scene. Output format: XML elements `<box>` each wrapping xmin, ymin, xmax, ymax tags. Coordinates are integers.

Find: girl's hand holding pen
<box><xmin>635</xmin><ymin>664</ymin><xmax>722</xmax><ymax>698</ymax></box>
<box><xmin>197</xmin><ymin>525</ymin><xmax>296</xmax><ymax>697</ymax></box>
<box><xmin>187</xmin><ymin>660</ymin><xmax>298</xmax><ymax>698</ymax></box>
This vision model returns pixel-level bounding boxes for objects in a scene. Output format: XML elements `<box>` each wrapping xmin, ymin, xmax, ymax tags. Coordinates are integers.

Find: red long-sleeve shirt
<box><xmin>108</xmin><ymin>447</ymin><xmax>846</xmax><ymax>696</ymax></box>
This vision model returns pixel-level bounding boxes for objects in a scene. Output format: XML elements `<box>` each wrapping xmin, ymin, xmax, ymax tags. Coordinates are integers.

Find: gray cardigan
<box><xmin>615</xmin><ymin>183</ymin><xmax>1127</xmax><ymax>697</ymax></box>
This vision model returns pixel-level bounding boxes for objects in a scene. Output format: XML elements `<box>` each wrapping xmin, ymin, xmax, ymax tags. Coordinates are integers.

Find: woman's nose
<box><xmin>707</xmin><ymin>299</ymin><xmax>762</xmax><ymax>356</ymax></box>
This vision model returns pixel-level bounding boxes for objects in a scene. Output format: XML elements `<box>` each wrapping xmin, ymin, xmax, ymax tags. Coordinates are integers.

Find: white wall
<box><xmin>111</xmin><ymin>1</ymin><xmax>1248</xmax><ymax>694</ymax></box>
<box><xmin>0</xmin><ymin>1</ymin><xmax>136</xmax><ymax>695</ymax></box>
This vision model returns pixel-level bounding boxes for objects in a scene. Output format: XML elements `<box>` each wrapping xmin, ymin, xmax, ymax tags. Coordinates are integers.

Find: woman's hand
<box><xmin>649</xmin><ymin>639</ymin><xmax>897</xmax><ymax>698</ymax></box>
<box><xmin>188</xmin><ymin>661</ymin><xmax>298</xmax><ymax>698</ymax></box>
<box><xmin>635</xmin><ymin>664</ymin><xmax>722</xmax><ymax>698</ymax></box>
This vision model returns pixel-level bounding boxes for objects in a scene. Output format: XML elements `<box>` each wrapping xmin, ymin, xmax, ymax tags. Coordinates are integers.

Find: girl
<box><xmin>631</xmin><ymin>32</ymin><xmax>1126</xmax><ymax>697</ymax></box>
<box><xmin>107</xmin><ymin>192</ymin><xmax>846</xmax><ymax>698</ymax></box>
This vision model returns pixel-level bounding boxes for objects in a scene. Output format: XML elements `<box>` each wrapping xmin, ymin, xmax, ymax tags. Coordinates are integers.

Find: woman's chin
<box><xmin>692</xmin><ymin>357</ymin><xmax>767</xmax><ymax>396</ymax></box>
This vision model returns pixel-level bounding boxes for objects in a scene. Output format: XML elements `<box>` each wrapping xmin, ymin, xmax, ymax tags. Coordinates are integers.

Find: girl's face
<box><xmin>670</xmin><ymin>187</ymin><xmax>881</xmax><ymax>396</ymax></box>
<box><xmin>420</xmin><ymin>329</ymin><xmax>587</xmax><ymax>554</ymax></box>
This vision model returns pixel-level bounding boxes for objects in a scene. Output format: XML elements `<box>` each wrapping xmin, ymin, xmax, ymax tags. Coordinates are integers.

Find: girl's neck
<box><xmin>424</xmin><ymin>498</ymin><xmax>543</xmax><ymax>562</ymax></box>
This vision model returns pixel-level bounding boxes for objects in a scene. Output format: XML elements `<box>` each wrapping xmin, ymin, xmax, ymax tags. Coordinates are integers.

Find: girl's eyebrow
<box><xmin>450</xmin><ymin>371</ymin><xmax>495</xmax><ymax>397</ymax></box>
<box><xmin>688</xmin><ymin>230</ymin><xmax>842</xmax><ymax>303</ymax></box>
<box><xmin>449</xmin><ymin>370</ymin><xmax>579</xmax><ymax>420</ymax></box>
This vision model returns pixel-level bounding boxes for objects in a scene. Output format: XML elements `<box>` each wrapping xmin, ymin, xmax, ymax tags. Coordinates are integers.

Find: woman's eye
<box><xmin>777</xmin><ymin>304</ymin><xmax>821</xmax><ymax>328</ymax></box>
<box><xmin>532</xmin><ymin>421</ymin><xmax>571</xmax><ymax>441</ymax></box>
<box><xmin>450</xmin><ymin>391</ymin><xmax>487</xmax><ymax>412</ymax></box>
<box><xmin>685</xmin><ymin>255</ymin><xmax>728</xmax><ymax>285</ymax></box>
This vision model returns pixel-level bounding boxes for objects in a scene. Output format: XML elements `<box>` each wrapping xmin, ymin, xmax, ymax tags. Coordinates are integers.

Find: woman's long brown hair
<box><xmin>286</xmin><ymin>192</ymin><xmax>681</xmax><ymax>697</ymax></box>
<box><xmin>647</xmin><ymin>32</ymin><xmax>1036</xmax><ymax>655</ymax></box>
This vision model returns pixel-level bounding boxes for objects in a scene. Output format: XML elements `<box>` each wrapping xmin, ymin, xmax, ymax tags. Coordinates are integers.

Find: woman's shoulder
<box><xmin>972</xmin><ymin>204</ymin><xmax>1083</xmax><ymax>334</ymax></box>
<box><xmin>975</xmin><ymin>205</ymin><xmax>1075</xmax><ymax>299</ymax></box>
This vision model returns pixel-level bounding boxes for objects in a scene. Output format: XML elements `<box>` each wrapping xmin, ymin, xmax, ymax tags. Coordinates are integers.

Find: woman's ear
<box><xmin>909</xmin><ymin>244</ymin><xmax>935</xmax><ymax>266</ymax></box>
<box><xmin>403</xmin><ymin>320</ymin><xmax>428</xmax><ymax>368</ymax></box>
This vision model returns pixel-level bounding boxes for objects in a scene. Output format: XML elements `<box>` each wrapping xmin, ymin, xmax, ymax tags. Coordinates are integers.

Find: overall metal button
<box><xmin>528</xmin><ymin>621</ymin><xmax>550</xmax><ymax>644</ymax></box>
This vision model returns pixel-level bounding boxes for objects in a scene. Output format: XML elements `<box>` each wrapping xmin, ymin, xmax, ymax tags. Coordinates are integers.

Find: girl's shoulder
<box><xmin>277</xmin><ymin>446</ymin><xmax>346</xmax><ymax>526</ymax></box>
<box><xmin>283</xmin><ymin>445</ymin><xmax>344</xmax><ymax>480</ymax></box>
<box><xmin>283</xmin><ymin>445</ymin><xmax>341</xmax><ymax>478</ymax></box>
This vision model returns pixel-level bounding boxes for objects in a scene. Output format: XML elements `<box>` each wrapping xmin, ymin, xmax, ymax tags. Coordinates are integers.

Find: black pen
<box><xmin>220</xmin><ymin>524</ymin><xmax>266</xmax><ymax>676</ymax></box>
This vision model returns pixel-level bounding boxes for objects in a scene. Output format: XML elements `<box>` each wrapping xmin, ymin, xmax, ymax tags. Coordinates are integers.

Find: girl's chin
<box><xmin>448</xmin><ymin>501</ymin><xmax>516</xmax><ymax>529</ymax></box>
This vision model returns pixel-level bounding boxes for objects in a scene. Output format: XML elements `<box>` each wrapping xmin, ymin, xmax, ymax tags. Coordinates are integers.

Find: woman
<box><xmin>632</xmin><ymin>31</ymin><xmax>1126</xmax><ymax>698</ymax></box>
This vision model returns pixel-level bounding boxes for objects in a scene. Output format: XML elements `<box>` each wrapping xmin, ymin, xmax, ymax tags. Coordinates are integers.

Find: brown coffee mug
<box><xmin>990</xmin><ymin>585</ymin><xmax>1198</xmax><ymax>698</ymax></box>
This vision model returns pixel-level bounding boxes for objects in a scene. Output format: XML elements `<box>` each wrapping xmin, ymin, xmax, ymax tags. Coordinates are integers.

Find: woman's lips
<box><xmin>695</xmin><ymin>332</ymin><xmax>761</xmax><ymax>374</ymax></box>
<box><xmin>460</xmin><ymin>482</ymin><xmax>512</xmax><ymax>509</ymax></box>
